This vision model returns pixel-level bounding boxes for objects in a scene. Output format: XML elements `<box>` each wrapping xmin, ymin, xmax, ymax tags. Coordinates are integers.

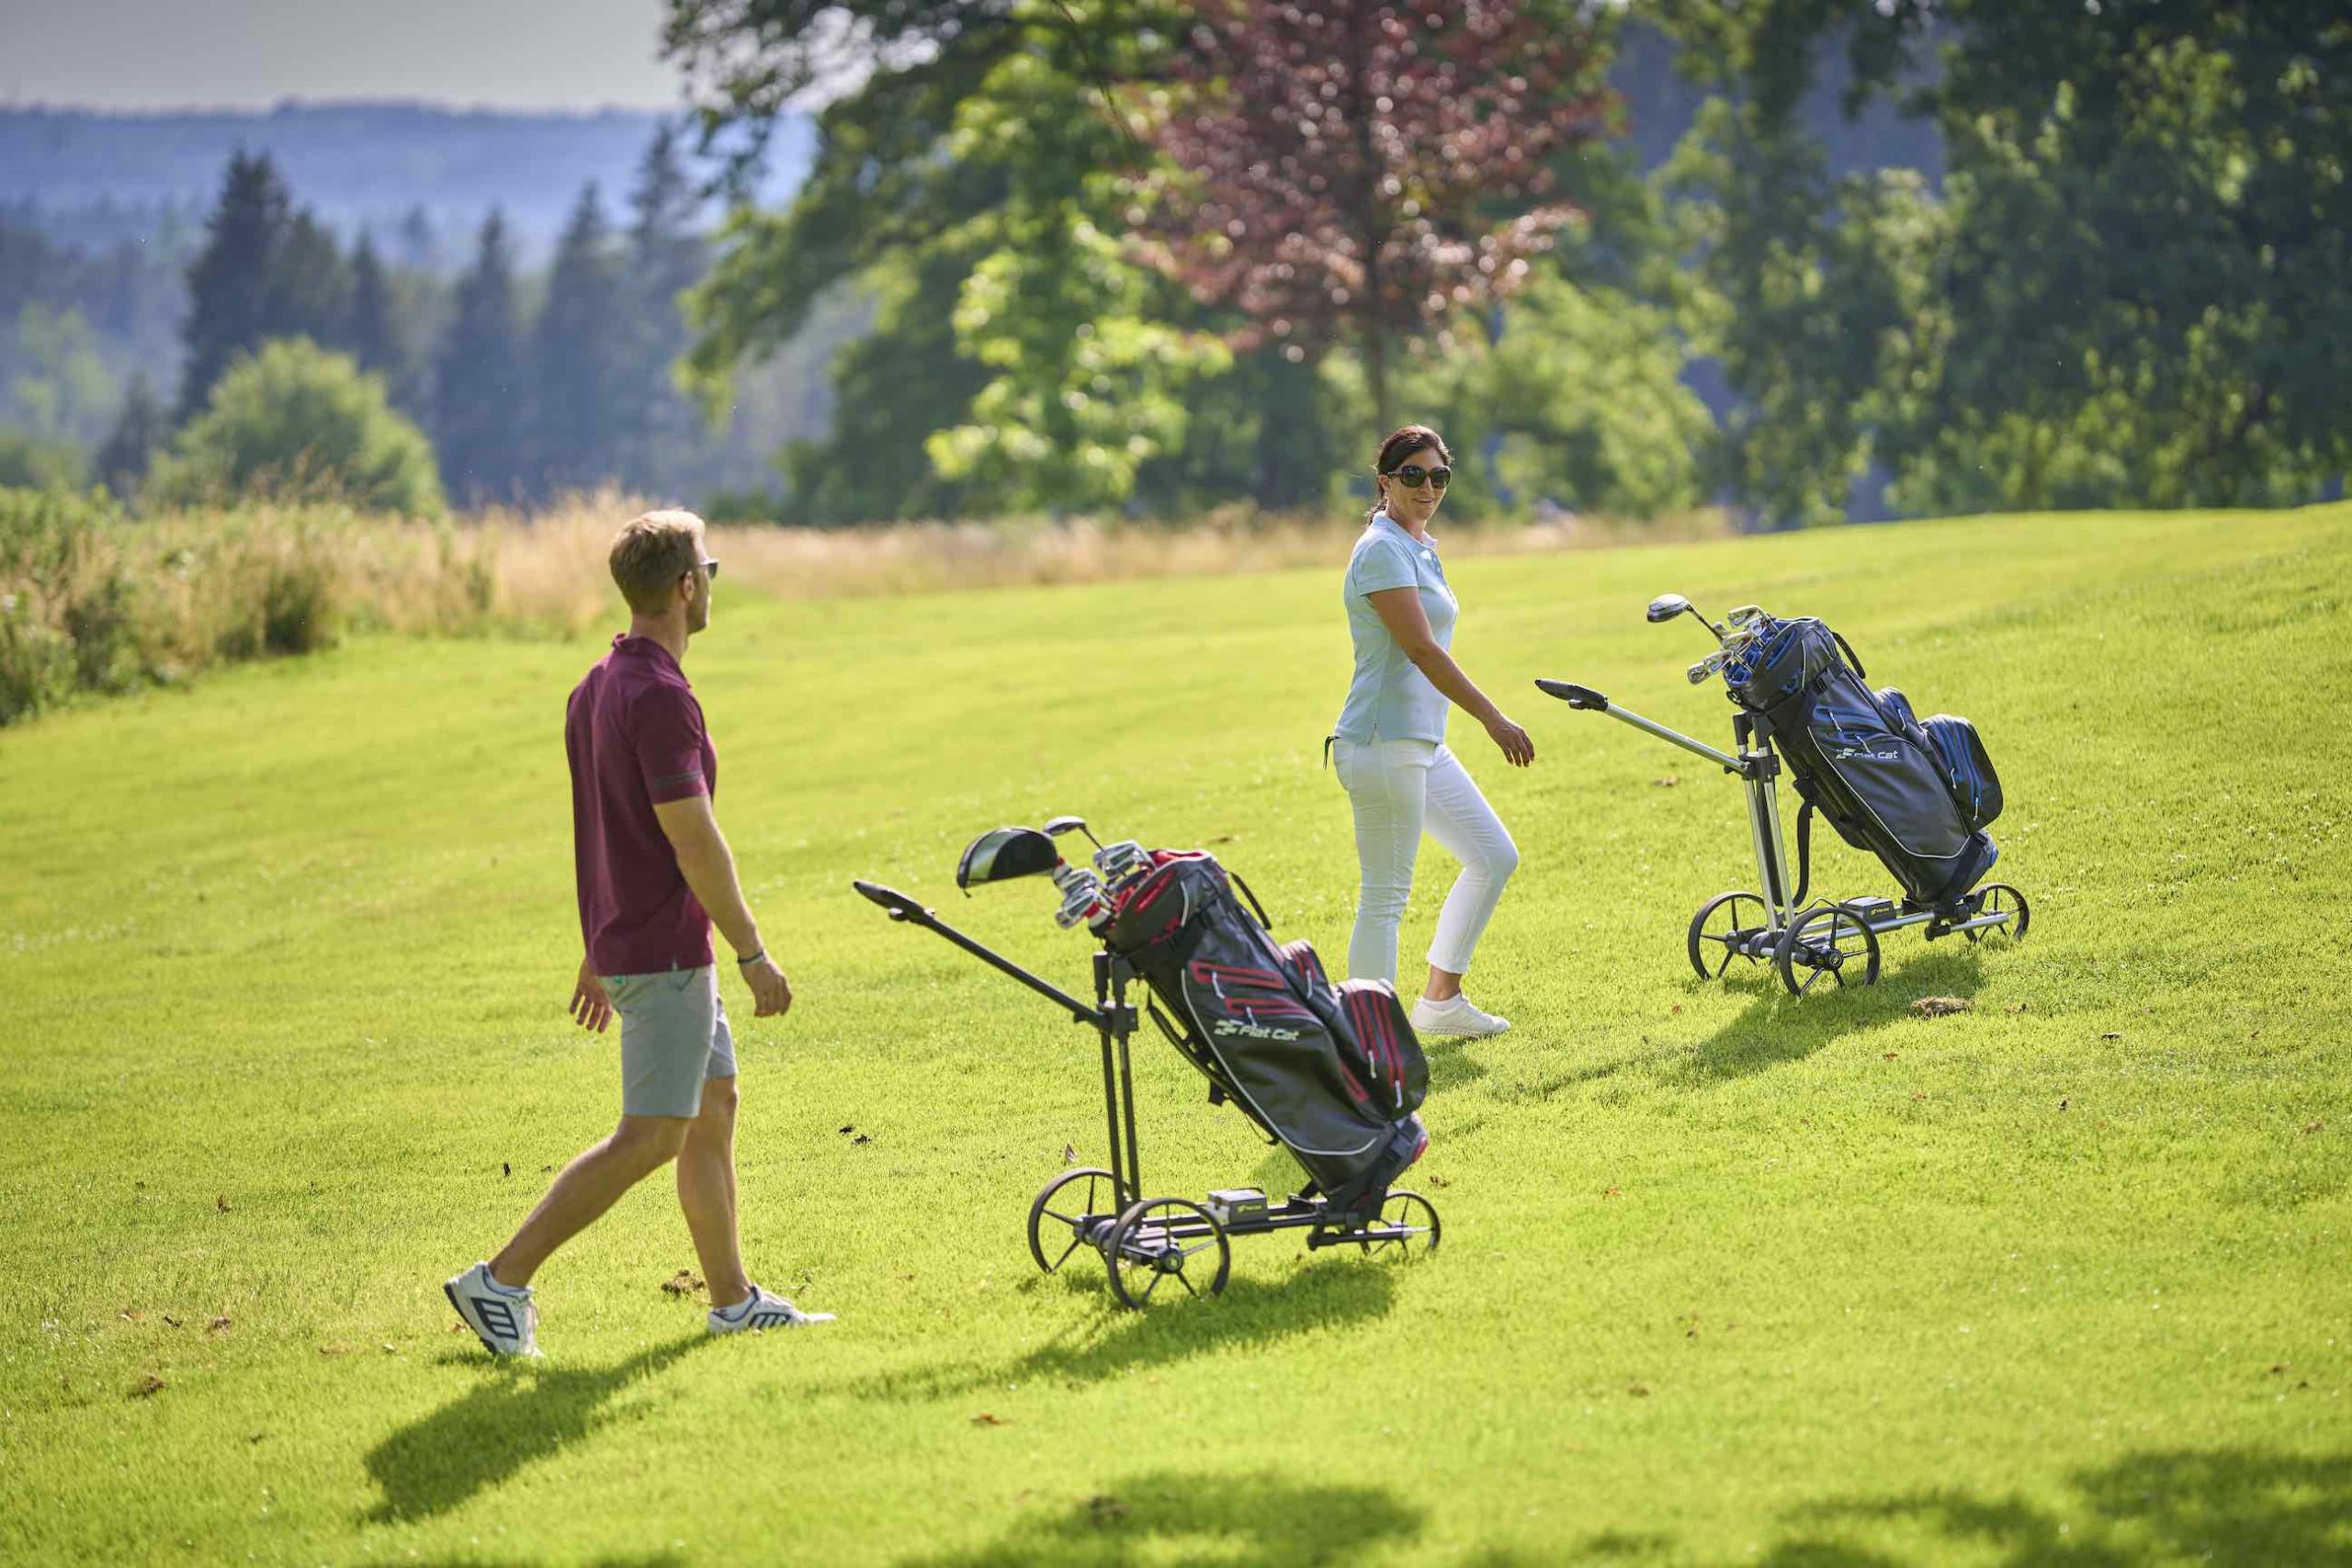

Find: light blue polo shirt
<box><xmin>1333</xmin><ymin>510</ymin><xmax>1457</xmax><ymax>745</ymax></box>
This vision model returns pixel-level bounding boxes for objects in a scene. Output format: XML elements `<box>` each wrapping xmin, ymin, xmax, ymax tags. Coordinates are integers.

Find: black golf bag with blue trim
<box><xmin>1098</xmin><ymin>850</ymin><xmax>1429</xmax><ymax>1213</ymax></box>
<box><xmin>1724</xmin><ymin>616</ymin><xmax>2003</xmax><ymax>910</ymax></box>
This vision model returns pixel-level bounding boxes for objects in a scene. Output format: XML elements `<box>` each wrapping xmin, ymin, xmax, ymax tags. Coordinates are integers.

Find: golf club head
<box><xmin>1726</xmin><ymin>604</ymin><xmax>1765</xmax><ymax>627</ymax></box>
<box><xmin>1687</xmin><ymin>651</ymin><xmax>1728</xmax><ymax>684</ymax></box>
<box><xmin>956</xmin><ymin>826</ymin><xmax>1063</xmax><ymax>890</ymax></box>
<box><xmin>1645</xmin><ymin>592</ymin><xmax>1692</xmax><ymax>625</ymax></box>
<box><xmin>1042</xmin><ymin>814</ymin><xmax>1101</xmax><ymax>848</ymax></box>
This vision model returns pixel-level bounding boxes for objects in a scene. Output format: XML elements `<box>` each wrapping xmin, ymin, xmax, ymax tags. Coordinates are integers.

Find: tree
<box><xmin>177</xmin><ymin>152</ymin><xmax>355</xmax><ymax>423</ymax></box>
<box><xmin>179</xmin><ymin>152</ymin><xmax>293</xmax><ymax>421</ymax></box>
<box><xmin>149</xmin><ymin>338</ymin><xmax>445</xmax><ymax>514</ymax></box>
<box><xmin>1649</xmin><ymin>0</ymin><xmax>2352</xmax><ymax>517</ymax></box>
<box><xmin>616</xmin><ymin>124</ymin><xmax>713</xmax><ymax>499</ymax></box>
<box><xmin>345</xmin><ymin>232</ymin><xmax>413</xmax><ymax>412</ymax></box>
<box><xmin>95</xmin><ymin>372</ymin><xmax>168</xmax><ymax>500</ymax></box>
<box><xmin>532</xmin><ymin>184</ymin><xmax>626</xmax><ymax>498</ymax></box>
<box><xmin>1136</xmin><ymin>0</ymin><xmax>1612</xmax><ymax>433</ymax></box>
<box><xmin>433</xmin><ymin>212</ymin><xmax>527</xmax><ymax>507</ymax></box>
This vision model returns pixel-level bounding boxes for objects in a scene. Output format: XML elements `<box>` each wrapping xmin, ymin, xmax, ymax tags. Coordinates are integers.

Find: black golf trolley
<box><xmin>1537</xmin><ymin>593</ymin><xmax>2029</xmax><ymax>997</ymax></box>
<box><xmin>853</xmin><ymin>818</ymin><xmax>1439</xmax><ymax>1311</ymax></box>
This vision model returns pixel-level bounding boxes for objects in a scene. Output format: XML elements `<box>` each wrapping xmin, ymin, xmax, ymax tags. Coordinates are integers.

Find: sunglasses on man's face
<box><xmin>1387</xmin><ymin>463</ymin><xmax>1451</xmax><ymax>491</ymax></box>
<box><xmin>684</xmin><ymin>558</ymin><xmax>719</xmax><ymax>581</ymax></box>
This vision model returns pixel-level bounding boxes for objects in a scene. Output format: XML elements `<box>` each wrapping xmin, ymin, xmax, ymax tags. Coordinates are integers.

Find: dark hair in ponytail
<box><xmin>1367</xmin><ymin>424</ymin><xmax>1452</xmax><ymax>523</ymax></box>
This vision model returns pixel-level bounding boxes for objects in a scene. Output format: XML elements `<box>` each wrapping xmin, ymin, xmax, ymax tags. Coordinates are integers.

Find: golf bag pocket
<box><xmin>1335</xmin><ymin>979</ymin><xmax>1428</xmax><ymax>1115</ymax></box>
<box><xmin>1921</xmin><ymin>715</ymin><xmax>2003</xmax><ymax>829</ymax></box>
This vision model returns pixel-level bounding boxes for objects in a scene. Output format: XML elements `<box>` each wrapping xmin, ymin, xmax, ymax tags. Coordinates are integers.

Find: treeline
<box><xmin>3</xmin><ymin>132</ymin><xmax>864</xmax><ymax>516</ymax></box>
<box><xmin>667</xmin><ymin>0</ymin><xmax>2349</xmax><ymax>525</ymax></box>
<box><xmin>128</xmin><ymin>132</ymin><xmax>710</xmax><ymax>512</ymax></box>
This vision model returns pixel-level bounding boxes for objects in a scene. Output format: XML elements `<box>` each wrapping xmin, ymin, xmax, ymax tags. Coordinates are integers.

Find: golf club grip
<box><xmin>1535</xmin><ymin>679</ymin><xmax>1608</xmax><ymax>711</ymax></box>
<box><xmin>852</xmin><ymin>879</ymin><xmax>926</xmax><ymax>920</ymax></box>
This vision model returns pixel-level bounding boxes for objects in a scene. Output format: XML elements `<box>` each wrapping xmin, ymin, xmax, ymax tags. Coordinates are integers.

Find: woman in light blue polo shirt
<box><xmin>1331</xmin><ymin>424</ymin><xmax>1533</xmax><ymax>1039</ymax></box>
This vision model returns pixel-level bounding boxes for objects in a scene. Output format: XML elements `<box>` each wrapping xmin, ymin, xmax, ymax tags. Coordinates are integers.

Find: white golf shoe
<box><xmin>1409</xmin><ymin>992</ymin><xmax>1511</xmax><ymax>1039</ymax></box>
<box><xmin>444</xmin><ymin>1261</ymin><xmax>540</xmax><ymax>1358</ymax></box>
<box><xmin>708</xmin><ymin>1283</ymin><xmax>835</xmax><ymax>1335</ymax></box>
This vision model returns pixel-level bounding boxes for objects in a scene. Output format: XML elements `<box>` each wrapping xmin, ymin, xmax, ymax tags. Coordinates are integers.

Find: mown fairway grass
<box><xmin>3</xmin><ymin>506</ymin><xmax>2348</xmax><ymax>1565</ymax></box>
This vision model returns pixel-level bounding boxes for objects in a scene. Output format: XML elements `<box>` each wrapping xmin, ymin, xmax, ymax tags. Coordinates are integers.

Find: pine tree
<box><xmin>618</xmin><ymin>123</ymin><xmax>711</xmax><ymax>497</ymax></box>
<box><xmin>178</xmin><ymin>151</ymin><xmax>293</xmax><ymax>421</ymax></box>
<box><xmin>266</xmin><ymin>209</ymin><xmax>352</xmax><ymax>348</ymax></box>
<box><xmin>95</xmin><ymin>372</ymin><xmax>168</xmax><ymax>499</ymax></box>
<box><xmin>346</xmin><ymin>232</ymin><xmax>416</xmax><ymax>413</ymax></box>
<box><xmin>531</xmin><ymin>183</ymin><xmax>624</xmax><ymax>499</ymax></box>
<box><xmin>395</xmin><ymin>206</ymin><xmax>439</xmax><ymax>273</ymax></box>
<box><xmin>433</xmin><ymin>212</ymin><xmax>527</xmax><ymax>507</ymax></box>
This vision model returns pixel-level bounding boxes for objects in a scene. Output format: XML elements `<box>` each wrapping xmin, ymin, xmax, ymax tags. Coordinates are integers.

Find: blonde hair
<box><xmin>607</xmin><ymin>509</ymin><xmax>706</xmax><ymax>615</ymax></box>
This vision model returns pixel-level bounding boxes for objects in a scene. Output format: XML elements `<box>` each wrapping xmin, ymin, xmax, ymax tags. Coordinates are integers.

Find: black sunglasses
<box><xmin>1385</xmin><ymin>462</ymin><xmax>1451</xmax><ymax>491</ymax></box>
<box><xmin>686</xmin><ymin>558</ymin><xmax>719</xmax><ymax>581</ymax></box>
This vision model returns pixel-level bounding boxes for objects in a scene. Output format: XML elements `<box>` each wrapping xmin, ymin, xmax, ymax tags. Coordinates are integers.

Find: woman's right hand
<box><xmin>1484</xmin><ymin>710</ymin><xmax>1535</xmax><ymax>767</ymax></box>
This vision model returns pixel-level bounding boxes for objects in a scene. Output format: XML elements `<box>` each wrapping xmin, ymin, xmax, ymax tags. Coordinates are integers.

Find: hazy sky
<box><xmin>0</xmin><ymin>0</ymin><xmax>688</xmax><ymax>111</ymax></box>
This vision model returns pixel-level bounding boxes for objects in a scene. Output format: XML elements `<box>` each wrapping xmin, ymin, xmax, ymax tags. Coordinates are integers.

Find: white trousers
<box><xmin>1331</xmin><ymin>738</ymin><xmax>1520</xmax><ymax>985</ymax></box>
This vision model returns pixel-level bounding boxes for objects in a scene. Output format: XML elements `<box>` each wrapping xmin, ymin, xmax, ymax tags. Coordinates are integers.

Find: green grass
<box><xmin>3</xmin><ymin>506</ymin><xmax>2348</xmax><ymax>1565</ymax></box>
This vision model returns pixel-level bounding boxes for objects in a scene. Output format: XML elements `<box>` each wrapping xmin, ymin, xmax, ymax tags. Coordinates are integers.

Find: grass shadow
<box><xmin>897</xmin><ymin>1467</ymin><xmax>1423</xmax><ymax>1566</ymax></box>
<box><xmin>1512</xmin><ymin>945</ymin><xmax>1991</xmax><ymax>1104</ymax></box>
<box><xmin>363</xmin><ymin>1336</ymin><xmax>708</xmax><ymax>1523</ymax></box>
<box><xmin>854</xmin><ymin>1259</ymin><xmax>1399</xmax><ymax>1405</ymax></box>
<box><xmin>1769</xmin><ymin>1445</ymin><xmax>2352</xmax><ymax>1565</ymax></box>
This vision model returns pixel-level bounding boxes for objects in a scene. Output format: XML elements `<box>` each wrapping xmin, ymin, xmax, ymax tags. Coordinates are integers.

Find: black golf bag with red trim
<box><xmin>1097</xmin><ymin>850</ymin><xmax>1429</xmax><ymax>1213</ymax></box>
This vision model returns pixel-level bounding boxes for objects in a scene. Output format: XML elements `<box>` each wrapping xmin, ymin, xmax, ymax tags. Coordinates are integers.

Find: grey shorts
<box><xmin>600</xmin><ymin>966</ymin><xmax>737</xmax><ymax>1118</ymax></box>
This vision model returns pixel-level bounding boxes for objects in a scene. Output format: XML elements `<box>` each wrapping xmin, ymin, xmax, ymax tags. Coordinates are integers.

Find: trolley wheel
<box><xmin>1688</xmin><ymin>891</ymin><xmax>1772</xmax><ymax>980</ymax></box>
<box><xmin>1103</xmin><ymin>1197</ymin><xmax>1230</xmax><ymax>1310</ymax></box>
<box><xmin>1356</xmin><ymin>1190</ymin><xmax>1442</xmax><ymax>1259</ymax></box>
<box><xmin>1967</xmin><ymin>883</ymin><xmax>2030</xmax><ymax>944</ymax></box>
<box><xmin>1026</xmin><ymin>1167</ymin><xmax>1119</xmax><ymax>1276</ymax></box>
<box><xmin>1774</xmin><ymin>904</ymin><xmax>1883</xmax><ymax>997</ymax></box>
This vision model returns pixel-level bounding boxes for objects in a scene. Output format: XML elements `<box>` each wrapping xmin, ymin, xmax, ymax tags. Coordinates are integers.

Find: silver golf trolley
<box><xmin>854</xmin><ymin>816</ymin><xmax>1439</xmax><ymax>1310</ymax></box>
<box><xmin>1537</xmin><ymin>593</ymin><xmax>2029</xmax><ymax>997</ymax></box>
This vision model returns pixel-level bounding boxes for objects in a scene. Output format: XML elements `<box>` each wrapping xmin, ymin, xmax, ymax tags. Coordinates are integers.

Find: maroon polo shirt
<box><xmin>566</xmin><ymin>634</ymin><xmax>718</xmax><ymax>976</ymax></box>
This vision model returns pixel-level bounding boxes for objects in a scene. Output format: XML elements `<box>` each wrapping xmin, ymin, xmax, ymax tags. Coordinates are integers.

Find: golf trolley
<box><xmin>853</xmin><ymin>817</ymin><xmax>1440</xmax><ymax>1311</ymax></box>
<box><xmin>1537</xmin><ymin>594</ymin><xmax>2029</xmax><ymax>997</ymax></box>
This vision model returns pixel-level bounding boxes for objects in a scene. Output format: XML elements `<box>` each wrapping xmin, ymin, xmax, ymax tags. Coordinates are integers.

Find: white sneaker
<box><xmin>444</xmin><ymin>1261</ymin><xmax>540</xmax><ymax>1358</ymax></box>
<box><xmin>1409</xmin><ymin>992</ymin><xmax>1511</xmax><ymax>1039</ymax></box>
<box><xmin>707</xmin><ymin>1282</ymin><xmax>835</xmax><ymax>1335</ymax></box>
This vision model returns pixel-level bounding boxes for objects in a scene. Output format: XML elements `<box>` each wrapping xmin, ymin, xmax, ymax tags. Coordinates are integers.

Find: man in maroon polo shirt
<box><xmin>446</xmin><ymin>510</ymin><xmax>832</xmax><ymax>1356</ymax></box>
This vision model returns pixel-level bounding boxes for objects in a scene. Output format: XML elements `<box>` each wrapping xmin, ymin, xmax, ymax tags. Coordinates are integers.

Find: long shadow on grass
<box><xmin>897</xmin><ymin>1467</ymin><xmax>1423</xmax><ymax>1566</ymax></box>
<box><xmin>1503</xmin><ymin>947</ymin><xmax>1990</xmax><ymax>1106</ymax></box>
<box><xmin>853</xmin><ymin>1260</ymin><xmax>1397</xmax><ymax>1405</ymax></box>
<box><xmin>363</xmin><ymin>1336</ymin><xmax>708</xmax><ymax>1523</ymax></box>
<box><xmin>1756</xmin><ymin>1446</ymin><xmax>2352</xmax><ymax>1565</ymax></box>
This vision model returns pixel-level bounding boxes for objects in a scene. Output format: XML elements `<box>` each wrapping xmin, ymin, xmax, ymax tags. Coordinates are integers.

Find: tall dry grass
<box><xmin>486</xmin><ymin>493</ymin><xmax>1733</xmax><ymax>634</ymax></box>
<box><xmin>2</xmin><ymin>483</ymin><xmax>1725</xmax><ymax>726</ymax></box>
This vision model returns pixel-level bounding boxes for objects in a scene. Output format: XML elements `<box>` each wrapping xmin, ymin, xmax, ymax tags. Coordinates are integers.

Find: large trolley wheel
<box><xmin>1688</xmin><ymin>891</ymin><xmax>1772</xmax><ymax>980</ymax></box>
<box><xmin>1104</xmin><ymin>1197</ymin><xmax>1230</xmax><ymax>1310</ymax></box>
<box><xmin>1967</xmin><ymin>883</ymin><xmax>2030</xmax><ymax>944</ymax></box>
<box><xmin>1356</xmin><ymin>1190</ymin><xmax>1442</xmax><ymax>1259</ymax></box>
<box><xmin>1775</xmin><ymin>904</ymin><xmax>1883</xmax><ymax>997</ymax></box>
<box><xmin>1027</xmin><ymin>1167</ymin><xmax>1120</xmax><ymax>1276</ymax></box>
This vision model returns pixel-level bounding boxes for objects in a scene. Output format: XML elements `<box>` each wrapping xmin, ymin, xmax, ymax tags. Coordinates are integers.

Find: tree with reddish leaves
<box><xmin>1136</xmin><ymin>0</ymin><xmax>1610</xmax><ymax>434</ymax></box>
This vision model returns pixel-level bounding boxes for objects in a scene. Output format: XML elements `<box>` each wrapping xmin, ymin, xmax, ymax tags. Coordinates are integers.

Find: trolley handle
<box><xmin>1535</xmin><ymin>678</ymin><xmax>1608</xmax><ymax>710</ymax></box>
<box><xmin>853</xmin><ymin>879</ymin><xmax>926</xmax><ymax>921</ymax></box>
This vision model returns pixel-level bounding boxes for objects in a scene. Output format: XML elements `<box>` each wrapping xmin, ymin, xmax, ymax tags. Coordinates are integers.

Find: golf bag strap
<box><xmin>1793</xmin><ymin>800</ymin><xmax>1815</xmax><ymax>909</ymax></box>
<box><xmin>1228</xmin><ymin>871</ymin><xmax>1273</xmax><ymax>931</ymax></box>
<box><xmin>1832</xmin><ymin>630</ymin><xmax>1868</xmax><ymax>680</ymax></box>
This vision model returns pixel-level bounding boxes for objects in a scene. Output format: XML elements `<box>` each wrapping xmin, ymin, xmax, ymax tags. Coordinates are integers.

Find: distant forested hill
<box><xmin>0</xmin><ymin>103</ymin><xmax>813</xmax><ymax>265</ymax></box>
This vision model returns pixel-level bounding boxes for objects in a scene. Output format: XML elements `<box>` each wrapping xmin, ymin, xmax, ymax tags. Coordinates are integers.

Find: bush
<box><xmin>0</xmin><ymin>488</ymin><xmax>144</xmax><ymax>726</ymax></box>
<box><xmin>0</xmin><ymin>430</ymin><xmax>86</xmax><ymax>491</ymax></box>
<box><xmin>149</xmin><ymin>339</ymin><xmax>447</xmax><ymax>516</ymax></box>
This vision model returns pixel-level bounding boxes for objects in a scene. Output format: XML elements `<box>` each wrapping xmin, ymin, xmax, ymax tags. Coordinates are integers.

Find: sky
<box><xmin>0</xmin><ymin>0</ymin><xmax>688</xmax><ymax>111</ymax></box>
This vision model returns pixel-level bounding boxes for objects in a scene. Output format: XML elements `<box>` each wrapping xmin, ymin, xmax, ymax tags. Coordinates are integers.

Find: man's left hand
<box><xmin>570</xmin><ymin>958</ymin><xmax>614</xmax><ymax>1032</ymax></box>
